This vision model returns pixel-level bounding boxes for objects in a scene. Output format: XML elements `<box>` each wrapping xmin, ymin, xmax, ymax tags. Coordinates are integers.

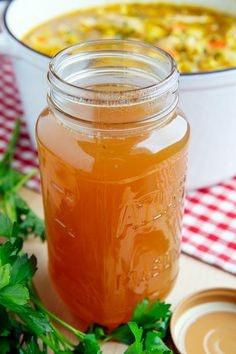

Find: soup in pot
<box><xmin>22</xmin><ymin>3</ymin><xmax>236</xmax><ymax>73</ymax></box>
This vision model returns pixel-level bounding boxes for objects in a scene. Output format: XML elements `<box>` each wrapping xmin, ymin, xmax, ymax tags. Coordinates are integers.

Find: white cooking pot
<box><xmin>1</xmin><ymin>0</ymin><xmax>236</xmax><ymax>189</ymax></box>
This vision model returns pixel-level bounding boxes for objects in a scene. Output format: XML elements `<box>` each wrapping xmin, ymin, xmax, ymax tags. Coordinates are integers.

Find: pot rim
<box><xmin>3</xmin><ymin>0</ymin><xmax>236</xmax><ymax>77</ymax></box>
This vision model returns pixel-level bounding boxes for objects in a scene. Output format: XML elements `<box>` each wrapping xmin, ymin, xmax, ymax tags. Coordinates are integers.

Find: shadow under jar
<box><xmin>36</xmin><ymin>40</ymin><xmax>190</xmax><ymax>329</ymax></box>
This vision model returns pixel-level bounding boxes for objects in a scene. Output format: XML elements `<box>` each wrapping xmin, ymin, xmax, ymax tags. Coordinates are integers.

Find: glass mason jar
<box><xmin>36</xmin><ymin>40</ymin><xmax>189</xmax><ymax>329</ymax></box>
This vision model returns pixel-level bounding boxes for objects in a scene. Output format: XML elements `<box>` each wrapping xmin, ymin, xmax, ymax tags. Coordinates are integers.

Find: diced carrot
<box><xmin>175</xmin><ymin>23</ymin><xmax>187</xmax><ymax>30</ymax></box>
<box><xmin>209</xmin><ymin>39</ymin><xmax>227</xmax><ymax>49</ymax></box>
<box><xmin>37</xmin><ymin>37</ymin><xmax>47</xmax><ymax>43</ymax></box>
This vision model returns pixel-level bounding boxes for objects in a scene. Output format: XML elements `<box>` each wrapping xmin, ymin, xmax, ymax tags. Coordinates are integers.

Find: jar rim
<box><xmin>48</xmin><ymin>39</ymin><xmax>179</xmax><ymax>103</ymax></box>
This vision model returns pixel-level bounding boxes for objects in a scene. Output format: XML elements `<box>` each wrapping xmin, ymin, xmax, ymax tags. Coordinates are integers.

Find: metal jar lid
<box><xmin>170</xmin><ymin>288</ymin><xmax>236</xmax><ymax>354</ymax></box>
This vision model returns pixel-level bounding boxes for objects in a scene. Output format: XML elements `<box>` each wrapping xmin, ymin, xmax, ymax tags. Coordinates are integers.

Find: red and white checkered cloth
<box><xmin>184</xmin><ymin>184</ymin><xmax>236</xmax><ymax>274</ymax></box>
<box><xmin>0</xmin><ymin>55</ymin><xmax>236</xmax><ymax>275</ymax></box>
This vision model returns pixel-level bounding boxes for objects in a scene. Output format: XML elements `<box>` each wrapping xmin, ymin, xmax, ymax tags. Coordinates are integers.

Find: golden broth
<box><xmin>22</xmin><ymin>3</ymin><xmax>236</xmax><ymax>73</ymax></box>
<box><xmin>36</xmin><ymin>104</ymin><xmax>189</xmax><ymax>328</ymax></box>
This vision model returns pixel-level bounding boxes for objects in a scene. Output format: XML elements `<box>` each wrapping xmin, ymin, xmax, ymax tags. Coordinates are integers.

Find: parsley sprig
<box><xmin>89</xmin><ymin>299</ymin><xmax>172</xmax><ymax>353</ymax></box>
<box><xmin>0</xmin><ymin>119</ymin><xmax>45</xmax><ymax>241</ymax></box>
<box><xmin>0</xmin><ymin>229</ymin><xmax>100</xmax><ymax>354</ymax></box>
<box><xmin>0</xmin><ymin>120</ymin><xmax>173</xmax><ymax>353</ymax></box>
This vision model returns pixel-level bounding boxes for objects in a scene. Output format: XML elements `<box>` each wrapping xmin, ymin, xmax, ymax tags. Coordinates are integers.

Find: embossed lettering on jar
<box><xmin>36</xmin><ymin>40</ymin><xmax>190</xmax><ymax>328</ymax></box>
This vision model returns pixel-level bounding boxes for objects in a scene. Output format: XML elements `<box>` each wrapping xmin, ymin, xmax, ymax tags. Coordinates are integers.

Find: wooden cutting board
<box><xmin>21</xmin><ymin>188</ymin><xmax>236</xmax><ymax>353</ymax></box>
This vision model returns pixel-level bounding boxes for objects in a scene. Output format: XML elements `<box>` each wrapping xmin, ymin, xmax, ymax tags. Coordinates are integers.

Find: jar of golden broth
<box><xmin>36</xmin><ymin>40</ymin><xmax>189</xmax><ymax>329</ymax></box>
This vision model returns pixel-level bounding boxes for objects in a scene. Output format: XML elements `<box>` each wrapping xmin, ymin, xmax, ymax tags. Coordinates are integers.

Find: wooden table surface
<box><xmin>21</xmin><ymin>188</ymin><xmax>236</xmax><ymax>353</ymax></box>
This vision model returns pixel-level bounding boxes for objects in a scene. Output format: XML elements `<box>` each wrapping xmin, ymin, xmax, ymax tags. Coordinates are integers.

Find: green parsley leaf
<box><xmin>10</xmin><ymin>254</ymin><xmax>37</xmax><ymax>286</ymax></box>
<box><xmin>75</xmin><ymin>333</ymin><xmax>102</xmax><ymax>354</ymax></box>
<box><xmin>0</xmin><ymin>238</ymin><xmax>23</xmax><ymax>266</ymax></box>
<box><xmin>132</xmin><ymin>298</ymin><xmax>171</xmax><ymax>333</ymax></box>
<box><xmin>95</xmin><ymin>298</ymin><xmax>172</xmax><ymax>349</ymax></box>
<box><xmin>15</xmin><ymin>196</ymin><xmax>46</xmax><ymax>241</ymax></box>
<box><xmin>0</xmin><ymin>212</ymin><xmax>14</xmax><ymax>238</ymax></box>
<box><xmin>145</xmin><ymin>331</ymin><xmax>172</xmax><ymax>354</ymax></box>
<box><xmin>124</xmin><ymin>323</ymin><xmax>143</xmax><ymax>354</ymax></box>
<box><xmin>0</xmin><ymin>264</ymin><xmax>11</xmax><ymax>290</ymax></box>
<box><xmin>14</xmin><ymin>195</ymin><xmax>29</xmax><ymax>213</ymax></box>
<box><xmin>109</xmin><ymin>323</ymin><xmax>133</xmax><ymax>344</ymax></box>
<box><xmin>88</xmin><ymin>324</ymin><xmax>106</xmax><ymax>340</ymax></box>
<box><xmin>0</xmin><ymin>284</ymin><xmax>29</xmax><ymax>306</ymax></box>
<box><xmin>18</xmin><ymin>305</ymin><xmax>52</xmax><ymax>335</ymax></box>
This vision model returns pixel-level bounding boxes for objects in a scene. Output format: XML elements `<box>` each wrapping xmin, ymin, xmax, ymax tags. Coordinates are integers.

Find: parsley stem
<box><xmin>0</xmin><ymin>119</ymin><xmax>20</xmax><ymax>170</ymax></box>
<box><xmin>18</xmin><ymin>312</ymin><xmax>61</xmax><ymax>353</ymax></box>
<box><xmin>13</xmin><ymin>169</ymin><xmax>38</xmax><ymax>192</ymax></box>
<box><xmin>29</xmin><ymin>283</ymin><xmax>77</xmax><ymax>348</ymax></box>
<box><xmin>36</xmin><ymin>332</ymin><xmax>61</xmax><ymax>353</ymax></box>
<box><xmin>32</xmin><ymin>296</ymin><xmax>86</xmax><ymax>341</ymax></box>
<box><xmin>29</xmin><ymin>282</ymin><xmax>81</xmax><ymax>346</ymax></box>
<box><xmin>51</xmin><ymin>322</ymin><xmax>76</xmax><ymax>348</ymax></box>
<box><xmin>103</xmin><ymin>335</ymin><xmax>112</xmax><ymax>342</ymax></box>
<box><xmin>1</xmin><ymin>195</ymin><xmax>8</xmax><ymax>216</ymax></box>
<box><xmin>3</xmin><ymin>192</ymin><xmax>17</xmax><ymax>222</ymax></box>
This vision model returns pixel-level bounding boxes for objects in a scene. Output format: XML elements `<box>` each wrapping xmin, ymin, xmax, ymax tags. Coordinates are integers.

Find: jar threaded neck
<box><xmin>48</xmin><ymin>39</ymin><xmax>179</xmax><ymax>124</ymax></box>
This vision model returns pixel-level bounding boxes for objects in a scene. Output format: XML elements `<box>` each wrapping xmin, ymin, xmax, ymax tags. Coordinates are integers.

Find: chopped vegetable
<box><xmin>209</xmin><ymin>39</ymin><xmax>227</xmax><ymax>49</ymax></box>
